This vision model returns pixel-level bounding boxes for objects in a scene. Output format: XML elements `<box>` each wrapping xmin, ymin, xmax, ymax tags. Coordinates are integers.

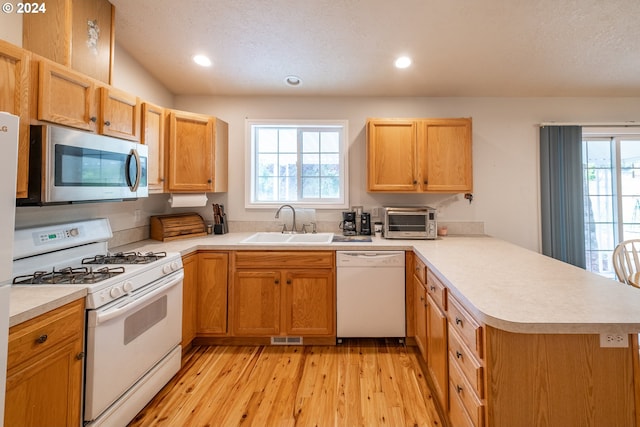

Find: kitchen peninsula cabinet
<box><xmin>0</xmin><ymin>40</ymin><xmax>30</xmax><ymax>198</ymax></box>
<box><xmin>230</xmin><ymin>251</ymin><xmax>335</xmax><ymax>343</ymax></box>
<box><xmin>166</xmin><ymin>110</ymin><xmax>228</xmax><ymax>193</ymax></box>
<box><xmin>35</xmin><ymin>59</ymin><xmax>141</xmax><ymax>140</ymax></box>
<box><xmin>142</xmin><ymin>102</ymin><xmax>166</xmax><ymax>193</ymax></box>
<box><xmin>366</xmin><ymin>118</ymin><xmax>472</xmax><ymax>193</ymax></box>
<box><xmin>5</xmin><ymin>298</ymin><xmax>85</xmax><ymax>427</ymax></box>
<box><xmin>426</xmin><ymin>270</ymin><xmax>448</xmax><ymax>412</ymax></box>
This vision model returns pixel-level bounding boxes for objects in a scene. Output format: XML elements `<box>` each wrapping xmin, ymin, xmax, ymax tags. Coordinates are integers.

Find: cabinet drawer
<box><xmin>448</xmin><ymin>325</ymin><xmax>484</xmax><ymax>398</ymax></box>
<box><xmin>234</xmin><ymin>251</ymin><xmax>334</xmax><ymax>269</ymax></box>
<box><xmin>8</xmin><ymin>299</ymin><xmax>84</xmax><ymax>371</ymax></box>
<box><xmin>448</xmin><ymin>295</ymin><xmax>483</xmax><ymax>359</ymax></box>
<box><xmin>449</xmin><ymin>354</ymin><xmax>485</xmax><ymax>427</ymax></box>
<box><xmin>426</xmin><ymin>270</ymin><xmax>447</xmax><ymax>311</ymax></box>
<box><xmin>414</xmin><ymin>256</ymin><xmax>426</xmax><ymax>284</ymax></box>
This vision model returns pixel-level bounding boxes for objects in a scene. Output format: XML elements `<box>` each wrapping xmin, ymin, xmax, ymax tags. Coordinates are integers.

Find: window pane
<box><xmin>302</xmin><ymin>132</ymin><xmax>320</xmax><ymax>152</ymax></box>
<box><xmin>320</xmin><ymin>153</ymin><xmax>340</xmax><ymax>176</ymax></box>
<box><xmin>321</xmin><ymin>132</ymin><xmax>340</xmax><ymax>152</ymax></box>
<box><xmin>321</xmin><ymin>176</ymin><xmax>340</xmax><ymax>198</ymax></box>
<box><xmin>302</xmin><ymin>154</ymin><xmax>320</xmax><ymax>176</ymax></box>
<box><xmin>302</xmin><ymin>177</ymin><xmax>319</xmax><ymax>198</ymax></box>
<box><xmin>257</xmin><ymin>129</ymin><xmax>278</xmax><ymax>152</ymax></box>
<box><xmin>278</xmin><ymin>153</ymin><xmax>297</xmax><ymax>176</ymax></box>
<box><xmin>256</xmin><ymin>177</ymin><xmax>277</xmax><ymax>201</ymax></box>
<box><xmin>257</xmin><ymin>154</ymin><xmax>277</xmax><ymax>177</ymax></box>
<box><xmin>584</xmin><ymin>139</ymin><xmax>611</xmax><ymax>167</ymax></box>
<box><xmin>585</xmin><ymin>195</ymin><xmax>614</xmax><ymax>223</ymax></box>
<box><xmin>279</xmin><ymin>129</ymin><xmax>297</xmax><ymax>152</ymax></box>
<box><xmin>279</xmin><ymin>176</ymin><xmax>297</xmax><ymax>200</ymax></box>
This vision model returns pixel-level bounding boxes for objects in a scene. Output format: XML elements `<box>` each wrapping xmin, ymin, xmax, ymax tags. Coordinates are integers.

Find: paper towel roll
<box><xmin>168</xmin><ymin>193</ymin><xmax>208</xmax><ymax>208</ymax></box>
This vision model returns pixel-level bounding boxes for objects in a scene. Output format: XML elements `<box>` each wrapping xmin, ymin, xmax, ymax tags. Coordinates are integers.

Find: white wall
<box><xmin>175</xmin><ymin>95</ymin><xmax>640</xmax><ymax>252</ymax></box>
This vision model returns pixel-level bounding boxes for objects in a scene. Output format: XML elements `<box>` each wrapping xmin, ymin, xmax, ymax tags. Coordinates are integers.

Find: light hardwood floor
<box><xmin>128</xmin><ymin>339</ymin><xmax>444</xmax><ymax>427</ymax></box>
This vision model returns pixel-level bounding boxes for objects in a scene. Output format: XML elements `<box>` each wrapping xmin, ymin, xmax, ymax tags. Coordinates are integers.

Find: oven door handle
<box><xmin>92</xmin><ymin>270</ymin><xmax>183</xmax><ymax>325</ymax></box>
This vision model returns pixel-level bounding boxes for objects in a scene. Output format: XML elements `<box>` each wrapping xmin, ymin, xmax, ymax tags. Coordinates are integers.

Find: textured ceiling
<box><xmin>110</xmin><ymin>0</ymin><xmax>640</xmax><ymax>97</ymax></box>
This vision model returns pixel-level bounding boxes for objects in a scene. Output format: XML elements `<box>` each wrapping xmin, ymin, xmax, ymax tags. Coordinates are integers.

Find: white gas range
<box><xmin>12</xmin><ymin>219</ymin><xmax>183</xmax><ymax>427</ymax></box>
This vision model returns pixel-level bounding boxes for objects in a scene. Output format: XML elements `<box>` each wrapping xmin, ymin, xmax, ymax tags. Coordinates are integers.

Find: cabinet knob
<box><xmin>104</xmin><ymin>120</ymin><xmax>111</xmax><ymax>127</ymax></box>
<box><xmin>424</xmin><ymin>180</ymin><xmax>428</xmax><ymax>185</ymax></box>
<box><xmin>413</xmin><ymin>180</ymin><xmax>417</xmax><ymax>185</ymax></box>
<box><xmin>207</xmin><ymin>179</ymin><xmax>212</xmax><ymax>183</ymax></box>
<box><xmin>274</xmin><ymin>279</ymin><xmax>280</xmax><ymax>285</ymax></box>
<box><xmin>456</xmin><ymin>350</ymin><xmax>463</xmax><ymax>359</ymax></box>
<box><xmin>429</xmin><ymin>285</ymin><xmax>436</xmax><ymax>291</ymax></box>
<box><xmin>286</xmin><ymin>279</ymin><xmax>292</xmax><ymax>285</ymax></box>
<box><xmin>76</xmin><ymin>352</ymin><xmax>85</xmax><ymax>360</ymax></box>
<box><xmin>456</xmin><ymin>384</ymin><xmax>463</xmax><ymax>394</ymax></box>
<box><xmin>36</xmin><ymin>334</ymin><xmax>48</xmax><ymax>344</ymax></box>
<box><xmin>455</xmin><ymin>317</ymin><xmax>463</xmax><ymax>326</ymax></box>
<box><xmin>90</xmin><ymin>116</ymin><xmax>97</xmax><ymax>123</ymax></box>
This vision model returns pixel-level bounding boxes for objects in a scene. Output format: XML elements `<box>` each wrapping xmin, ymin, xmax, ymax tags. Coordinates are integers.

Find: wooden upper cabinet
<box><xmin>367</xmin><ymin>119</ymin><xmax>418</xmax><ymax>191</ymax></box>
<box><xmin>166</xmin><ymin>110</ymin><xmax>228</xmax><ymax>193</ymax></box>
<box><xmin>142</xmin><ymin>102</ymin><xmax>166</xmax><ymax>193</ymax></box>
<box><xmin>0</xmin><ymin>40</ymin><xmax>30</xmax><ymax>198</ymax></box>
<box><xmin>37</xmin><ymin>60</ymin><xmax>97</xmax><ymax>131</ymax></box>
<box><xmin>367</xmin><ymin>118</ymin><xmax>473</xmax><ymax>193</ymax></box>
<box><xmin>23</xmin><ymin>0</ymin><xmax>114</xmax><ymax>84</ymax></box>
<box><xmin>99</xmin><ymin>86</ymin><xmax>140</xmax><ymax>141</ymax></box>
<box><xmin>36</xmin><ymin>59</ymin><xmax>140</xmax><ymax>140</ymax></box>
<box><xmin>420</xmin><ymin>119</ymin><xmax>472</xmax><ymax>192</ymax></box>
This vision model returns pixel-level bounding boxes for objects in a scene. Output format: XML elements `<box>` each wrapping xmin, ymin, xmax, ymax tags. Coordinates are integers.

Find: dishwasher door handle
<box><xmin>342</xmin><ymin>252</ymin><xmax>399</xmax><ymax>259</ymax></box>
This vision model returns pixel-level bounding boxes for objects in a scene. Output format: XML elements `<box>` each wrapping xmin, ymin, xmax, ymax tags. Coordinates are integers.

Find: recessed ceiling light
<box><xmin>395</xmin><ymin>56</ymin><xmax>412</xmax><ymax>69</ymax></box>
<box><xmin>193</xmin><ymin>54</ymin><xmax>212</xmax><ymax>67</ymax></box>
<box><xmin>284</xmin><ymin>75</ymin><xmax>302</xmax><ymax>86</ymax></box>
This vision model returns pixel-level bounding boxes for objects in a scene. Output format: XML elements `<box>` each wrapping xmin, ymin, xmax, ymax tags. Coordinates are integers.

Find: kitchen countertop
<box><xmin>12</xmin><ymin>231</ymin><xmax>640</xmax><ymax>335</ymax></box>
<box><xmin>9</xmin><ymin>286</ymin><xmax>86</xmax><ymax>327</ymax></box>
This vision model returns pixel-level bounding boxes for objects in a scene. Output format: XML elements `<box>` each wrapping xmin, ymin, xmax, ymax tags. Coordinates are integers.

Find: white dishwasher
<box><xmin>336</xmin><ymin>251</ymin><xmax>406</xmax><ymax>340</ymax></box>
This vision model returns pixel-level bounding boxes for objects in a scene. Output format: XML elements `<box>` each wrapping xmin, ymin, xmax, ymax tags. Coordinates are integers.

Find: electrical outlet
<box><xmin>599</xmin><ymin>333</ymin><xmax>629</xmax><ymax>348</ymax></box>
<box><xmin>371</xmin><ymin>207</ymin><xmax>380</xmax><ymax>218</ymax></box>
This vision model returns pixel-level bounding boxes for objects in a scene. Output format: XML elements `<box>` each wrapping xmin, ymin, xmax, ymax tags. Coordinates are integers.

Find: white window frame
<box><xmin>245</xmin><ymin>119</ymin><xmax>349</xmax><ymax>209</ymax></box>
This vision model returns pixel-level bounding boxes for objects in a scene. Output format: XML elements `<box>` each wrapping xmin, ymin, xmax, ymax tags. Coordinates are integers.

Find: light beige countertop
<box><xmin>13</xmin><ymin>232</ymin><xmax>640</xmax><ymax>335</ymax></box>
<box><xmin>10</xmin><ymin>286</ymin><xmax>86</xmax><ymax>327</ymax></box>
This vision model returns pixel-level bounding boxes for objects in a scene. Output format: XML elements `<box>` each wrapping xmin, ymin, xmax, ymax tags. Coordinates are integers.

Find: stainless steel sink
<box><xmin>239</xmin><ymin>232</ymin><xmax>334</xmax><ymax>244</ymax></box>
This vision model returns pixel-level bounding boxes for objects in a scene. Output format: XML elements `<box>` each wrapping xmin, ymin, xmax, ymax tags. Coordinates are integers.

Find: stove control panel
<box><xmin>35</xmin><ymin>227</ymin><xmax>80</xmax><ymax>244</ymax></box>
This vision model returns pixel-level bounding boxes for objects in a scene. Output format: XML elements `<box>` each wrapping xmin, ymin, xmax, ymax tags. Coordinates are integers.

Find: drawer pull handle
<box><xmin>430</xmin><ymin>285</ymin><xmax>436</xmax><ymax>291</ymax></box>
<box><xmin>456</xmin><ymin>350</ymin><xmax>463</xmax><ymax>359</ymax></box>
<box><xmin>455</xmin><ymin>317</ymin><xmax>463</xmax><ymax>326</ymax></box>
<box><xmin>456</xmin><ymin>384</ymin><xmax>463</xmax><ymax>394</ymax></box>
<box><xmin>36</xmin><ymin>334</ymin><xmax>48</xmax><ymax>344</ymax></box>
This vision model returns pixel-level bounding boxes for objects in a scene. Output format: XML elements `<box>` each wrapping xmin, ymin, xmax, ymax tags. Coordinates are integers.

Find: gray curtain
<box><xmin>540</xmin><ymin>126</ymin><xmax>586</xmax><ymax>268</ymax></box>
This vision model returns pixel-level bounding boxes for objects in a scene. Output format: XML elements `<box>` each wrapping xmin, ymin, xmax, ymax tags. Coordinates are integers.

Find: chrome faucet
<box><xmin>275</xmin><ymin>204</ymin><xmax>297</xmax><ymax>233</ymax></box>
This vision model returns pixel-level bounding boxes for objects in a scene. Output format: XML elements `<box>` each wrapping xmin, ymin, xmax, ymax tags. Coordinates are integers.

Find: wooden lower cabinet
<box><xmin>181</xmin><ymin>253</ymin><xmax>198</xmax><ymax>350</ymax></box>
<box><xmin>426</xmin><ymin>293</ymin><xmax>448</xmax><ymax>408</ymax></box>
<box><xmin>230</xmin><ymin>251</ymin><xmax>335</xmax><ymax>341</ymax></box>
<box><xmin>413</xmin><ymin>275</ymin><xmax>427</xmax><ymax>357</ymax></box>
<box><xmin>181</xmin><ymin>251</ymin><xmax>229</xmax><ymax>349</ymax></box>
<box><xmin>5</xmin><ymin>298</ymin><xmax>85</xmax><ymax>427</ymax></box>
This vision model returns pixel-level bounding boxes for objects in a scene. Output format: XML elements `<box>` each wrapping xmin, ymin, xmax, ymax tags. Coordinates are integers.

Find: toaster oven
<box><xmin>383</xmin><ymin>206</ymin><xmax>437</xmax><ymax>239</ymax></box>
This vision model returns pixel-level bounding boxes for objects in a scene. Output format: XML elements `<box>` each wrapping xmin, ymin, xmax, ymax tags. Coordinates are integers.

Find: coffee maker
<box><xmin>360</xmin><ymin>212</ymin><xmax>371</xmax><ymax>235</ymax></box>
<box><xmin>340</xmin><ymin>211</ymin><xmax>357</xmax><ymax>236</ymax></box>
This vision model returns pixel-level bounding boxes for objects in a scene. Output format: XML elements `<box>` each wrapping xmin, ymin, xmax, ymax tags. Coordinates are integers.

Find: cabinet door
<box><xmin>142</xmin><ymin>102</ymin><xmax>166</xmax><ymax>193</ymax></box>
<box><xmin>231</xmin><ymin>270</ymin><xmax>280</xmax><ymax>336</ymax></box>
<box><xmin>197</xmin><ymin>252</ymin><xmax>228</xmax><ymax>336</ymax></box>
<box><xmin>366</xmin><ymin>119</ymin><xmax>418</xmax><ymax>191</ymax></box>
<box><xmin>420</xmin><ymin>119</ymin><xmax>472</xmax><ymax>192</ymax></box>
<box><xmin>99</xmin><ymin>87</ymin><xmax>140</xmax><ymax>141</ymax></box>
<box><xmin>38</xmin><ymin>60</ymin><xmax>97</xmax><ymax>131</ymax></box>
<box><xmin>414</xmin><ymin>276</ymin><xmax>427</xmax><ymax>360</ymax></box>
<box><xmin>284</xmin><ymin>269</ymin><xmax>335</xmax><ymax>336</ymax></box>
<box><xmin>167</xmin><ymin>111</ymin><xmax>213</xmax><ymax>192</ymax></box>
<box><xmin>426</xmin><ymin>293</ymin><xmax>448</xmax><ymax>409</ymax></box>
<box><xmin>0</xmin><ymin>40</ymin><xmax>30</xmax><ymax>198</ymax></box>
<box><xmin>71</xmin><ymin>0</ymin><xmax>114</xmax><ymax>83</ymax></box>
<box><xmin>181</xmin><ymin>253</ymin><xmax>198</xmax><ymax>350</ymax></box>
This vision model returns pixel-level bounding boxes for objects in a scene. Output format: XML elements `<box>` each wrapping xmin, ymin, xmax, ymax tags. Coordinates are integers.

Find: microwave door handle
<box><xmin>128</xmin><ymin>148</ymin><xmax>141</xmax><ymax>192</ymax></box>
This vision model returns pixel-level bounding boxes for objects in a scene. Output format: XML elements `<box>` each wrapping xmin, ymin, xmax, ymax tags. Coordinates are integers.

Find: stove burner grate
<box><xmin>13</xmin><ymin>266</ymin><xmax>126</xmax><ymax>285</ymax></box>
<box><xmin>82</xmin><ymin>251</ymin><xmax>167</xmax><ymax>265</ymax></box>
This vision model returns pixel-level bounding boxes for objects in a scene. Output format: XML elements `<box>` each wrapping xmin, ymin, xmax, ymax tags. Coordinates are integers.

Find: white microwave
<box><xmin>17</xmin><ymin>125</ymin><xmax>148</xmax><ymax>205</ymax></box>
<box><xmin>383</xmin><ymin>206</ymin><xmax>437</xmax><ymax>239</ymax></box>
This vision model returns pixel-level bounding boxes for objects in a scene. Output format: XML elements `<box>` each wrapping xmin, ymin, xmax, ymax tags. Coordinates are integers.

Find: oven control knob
<box><xmin>123</xmin><ymin>281</ymin><xmax>134</xmax><ymax>293</ymax></box>
<box><xmin>163</xmin><ymin>264</ymin><xmax>172</xmax><ymax>274</ymax></box>
<box><xmin>110</xmin><ymin>287</ymin><xmax>122</xmax><ymax>298</ymax></box>
<box><xmin>171</xmin><ymin>261</ymin><xmax>180</xmax><ymax>271</ymax></box>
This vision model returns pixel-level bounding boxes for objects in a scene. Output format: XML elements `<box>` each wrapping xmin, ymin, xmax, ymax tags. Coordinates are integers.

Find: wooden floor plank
<box><xmin>128</xmin><ymin>339</ymin><xmax>444</xmax><ymax>427</ymax></box>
